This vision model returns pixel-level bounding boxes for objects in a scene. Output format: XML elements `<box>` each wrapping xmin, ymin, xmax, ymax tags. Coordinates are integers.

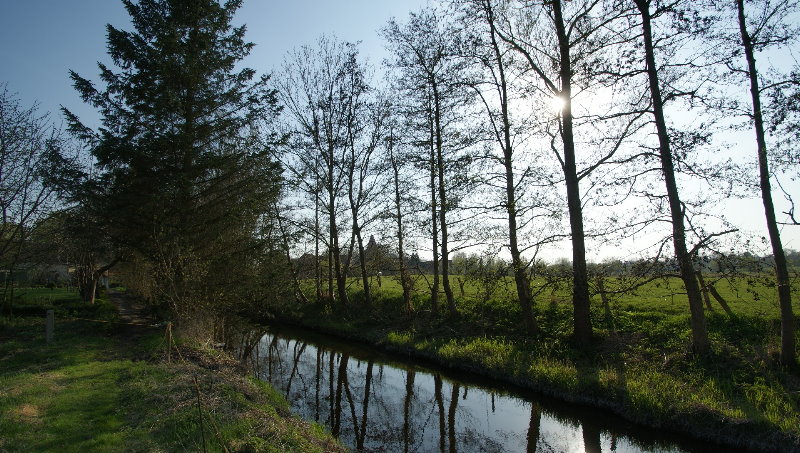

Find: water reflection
<box><xmin>249</xmin><ymin>329</ymin><xmax>720</xmax><ymax>453</ymax></box>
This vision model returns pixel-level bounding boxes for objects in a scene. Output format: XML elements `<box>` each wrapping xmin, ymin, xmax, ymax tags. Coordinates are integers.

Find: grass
<box><xmin>282</xmin><ymin>274</ymin><xmax>800</xmax><ymax>452</ymax></box>
<box><xmin>0</xmin><ymin>287</ymin><xmax>344</xmax><ymax>453</ymax></box>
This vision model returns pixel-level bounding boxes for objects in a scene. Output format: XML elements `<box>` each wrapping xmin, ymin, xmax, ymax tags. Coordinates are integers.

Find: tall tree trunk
<box><xmin>447</xmin><ymin>383</ymin><xmax>459</xmax><ymax>453</ymax></box>
<box><xmin>552</xmin><ymin>0</ymin><xmax>592</xmax><ymax>346</ymax></box>
<box><xmin>275</xmin><ymin>206</ymin><xmax>309</xmax><ymax>305</ymax></box>
<box><xmin>432</xmin><ymin>80</ymin><xmax>457</xmax><ymax>316</ymax></box>
<box><xmin>526</xmin><ymin>402</ymin><xmax>541</xmax><ymax>453</ymax></box>
<box><xmin>315</xmin><ymin>348</ymin><xmax>321</xmax><ymax>421</ymax></box>
<box><xmin>347</xmin><ymin>134</ymin><xmax>371</xmax><ymax>307</ymax></box>
<box><xmin>635</xmin><ymin>0</ymin><xmax>709</xmax><ymax>353</ymax></box>
<box><xmin>348</xmin><ymin>160</ymin><xmax>371</xmax><ymax>307</ymax></box>
<box><xmin>582</xmin><ymin>421</ymin><xmax>602</xmax><ymax>453</ymax></box>
<box><xmin>434</xmin><ymin>374</ymin><xmax>446</xmax><ymax>453</ymax></box>
<box><xmin>327</xmin><ymin>182</ymin><xmax>335</xmax><ymax>305</ymax></box>
<box><xmin>328</xmin><ymin>351</ymin><xmax>335</xmax><ymax>424</ymax></box>
<box><xmin>354</xmin><ymin>225</ymin><xmax>371</xmax><ymax>307</ymax></box>
<box><xmin>286</xmin><ymin>342</ymin><xmax>307</xmax><ymax>395</ymax></box>
<box><xmin>736</xmin><ymin>0</ymin><xmax>795</xmax><ymax>367</ymax></box>
<box><xmin>315</xmin><ymin>185</ymin><xmax>323</xmax><ymax>304</ymax></box>
<box><xmin>332</xmin><ymin>353</ymin><xmax>349</xmax><ymax>437</ymax></box>
<box><xmin>328</xmin><ymin>242</ymin><xmax>334</xmax><ymax>304</ymax></box>
<box><xmin>403</xmin><ymin>370</ymin><xmax>416</xmax><ymax>453</ymax></box>
<box><xmin>485</xmin><ymin>0</ymin><xmax>537</xmax><ymax>335</ymax></box>
<box><xmin>429</xmin><ymin>105</ymin><xmax>441</xmax><ymax>315</ymax></box>
<box><xmin>328</xmin><ymin>150</ymin><xmax>348</xmax><ymax>306</ymax></box>
<box><xmin>391</xmin><ymin>142</ymin><xmax>413</xmax><ymax>313</ymax></box>
<box><xmin>357</xmin><ymin>360</ymin><xmax>374</xmax><ymax>450</ymax></box>
<box><xmin>342</xmin><ymin>360</ymin><xmax>359</xmax><ymax>439</ymax></box>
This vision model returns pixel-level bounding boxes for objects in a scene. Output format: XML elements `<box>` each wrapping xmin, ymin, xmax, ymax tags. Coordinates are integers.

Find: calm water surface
<box><xmin>247</xmin><ymin>326</ymin><xmax>725</xmax><ymax>453</ymax></box>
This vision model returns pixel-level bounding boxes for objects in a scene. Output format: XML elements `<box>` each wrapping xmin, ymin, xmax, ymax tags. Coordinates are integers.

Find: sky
<box><xmin>1</xmin><ymin>0</ymin><xmax>799</xmax><ymax>261</ymax></box>
<box><xmin>0</xmin><ymin>0</ymin><xmax>428</xmax><ymax>128</ymax></box>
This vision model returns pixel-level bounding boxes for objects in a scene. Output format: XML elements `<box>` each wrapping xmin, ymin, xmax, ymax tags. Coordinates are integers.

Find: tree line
<box><xmin>275</xmin><ymin>0</ymin><xmax>799</xmax><ymax>366</ymax></box>
<box><xmin>0</xmin><ymin>0</ymin><xmax>798</xmax><ymax>366</ymax></box>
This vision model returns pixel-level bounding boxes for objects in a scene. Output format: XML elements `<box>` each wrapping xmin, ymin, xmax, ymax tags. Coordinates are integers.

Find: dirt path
<box><xmin>107</xmin><ymin>289</ymin><xmax>161</xmax><ymax>354</ymax></box>
<box><xmin>111</xmin><ymin>290</ymin><xmax>151</xmax><ymax>325</ymax></box>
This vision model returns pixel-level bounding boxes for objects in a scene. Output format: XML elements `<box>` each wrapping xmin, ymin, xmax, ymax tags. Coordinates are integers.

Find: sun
<box><xmin>549</xmin><ymin>95</ymin><xmax>566</xmax><ymax>113</ymax></box>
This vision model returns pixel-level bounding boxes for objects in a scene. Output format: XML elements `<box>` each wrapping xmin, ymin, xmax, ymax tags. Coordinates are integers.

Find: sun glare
<box><xmin>549</xmin><ymin>95</ymin><xmax>566</xmax><ymax>113</ymax></box>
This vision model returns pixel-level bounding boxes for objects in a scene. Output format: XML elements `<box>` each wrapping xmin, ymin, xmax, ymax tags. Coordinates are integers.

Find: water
<box><xmin>246</xmin><ymin>326</ymin><xmax>726</xmax><ymax>453</ymax></box>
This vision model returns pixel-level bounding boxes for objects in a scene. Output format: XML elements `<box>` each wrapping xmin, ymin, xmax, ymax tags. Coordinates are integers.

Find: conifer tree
<box><xmin>63</xmin><ymin>0</ymin><xmax>283</xmax><ymax>319</ymax></box>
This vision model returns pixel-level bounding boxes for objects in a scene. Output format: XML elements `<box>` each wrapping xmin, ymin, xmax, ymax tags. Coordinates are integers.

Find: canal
<box><xmin>245</xmin><ymin>326</ymin><xmax>727</xmax><ymax>453</ymax></box>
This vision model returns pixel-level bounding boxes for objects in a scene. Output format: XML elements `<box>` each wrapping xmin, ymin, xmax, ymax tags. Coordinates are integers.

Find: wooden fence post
<box><xmin>166</xmin><ymin>322</ymin><xmax>173</xmax><ymax>363</ymax></box>
<box><xmin>46</xmin><ymin>310</ymin><xmax>54</xmax><ymax>343</ymax></box>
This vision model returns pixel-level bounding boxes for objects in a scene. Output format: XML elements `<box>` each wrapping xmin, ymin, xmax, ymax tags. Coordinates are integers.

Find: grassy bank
<box><xmin>280</xmin><ymin>275</ymin><xmax>800</xmax><ymax>452</ymax></box>
<box><xmin>0</xmin><ymin>287</ymin><xmax>344</xmax><ymax>453</ymax></box>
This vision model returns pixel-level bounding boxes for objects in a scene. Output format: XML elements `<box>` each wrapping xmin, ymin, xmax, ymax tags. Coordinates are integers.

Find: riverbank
<box><xmin>0</xmin><ymin>288</ymin><xmax>344</xmax><ymax>453</ymax></box>
<box><xmin>275</xmin><ymin>284</ymin><xmax>800</xmax><ymax>453</ymax></box>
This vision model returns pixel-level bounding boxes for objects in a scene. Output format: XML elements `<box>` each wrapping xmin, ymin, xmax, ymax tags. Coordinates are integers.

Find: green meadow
<box><xmin>0</xmin><ymin>288</ymin><xmax>343</xmax><ymax>453</ymax></box>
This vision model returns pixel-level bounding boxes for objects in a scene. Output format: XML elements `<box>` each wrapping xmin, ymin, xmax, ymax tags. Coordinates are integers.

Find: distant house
<box><xmin>2</xmin><ymin>263</ymin><xmax>111</xmax><ymax>289</ymax></box>
<box><xmin>34</xmin><ymin>264</ymin><xmax>72</xmax><ymax>285</ymax></box>
<box><xmin>2</xmin><ymin>263</ymin><xmax>70</xmax><ymax>286</ymax></box>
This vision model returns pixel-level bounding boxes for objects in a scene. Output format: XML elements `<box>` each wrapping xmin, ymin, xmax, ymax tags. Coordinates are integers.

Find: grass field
<box><xmin>0</xmin><ymin>287</ymin><xmax>343</xmax><ymax>453</ymax></box>
<box><xmin>286</xmin><ymin>273</ymin><xmax>800</xmax><ymax>451</ymax></box>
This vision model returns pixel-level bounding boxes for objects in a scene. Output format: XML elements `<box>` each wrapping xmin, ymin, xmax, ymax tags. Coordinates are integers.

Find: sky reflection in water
<box><xmin>250</xmin><ymin>330</ymin><xmax>713</xmax><ymax>453</ymax></box>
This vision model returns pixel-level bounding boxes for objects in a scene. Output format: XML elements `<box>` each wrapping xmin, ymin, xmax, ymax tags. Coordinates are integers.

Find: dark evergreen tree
<box><xmin>63</xmin><ymin>0</ymin><xmax>283</xmax><ymax>321</ymax></box>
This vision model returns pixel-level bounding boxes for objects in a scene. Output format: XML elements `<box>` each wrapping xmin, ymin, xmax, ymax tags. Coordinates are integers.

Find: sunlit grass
<box><xmin>438</xmin><ymin>337</ymin><xmax>515</xmax><ymax>369</ymax></box>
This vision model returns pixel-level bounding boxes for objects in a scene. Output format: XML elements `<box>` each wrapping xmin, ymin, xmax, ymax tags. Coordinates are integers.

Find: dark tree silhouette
<box><xmin>492</xmin><ymin>0</ymin><xmax>640</xmax><ymax>346</ymax></box>
<box><xmin>64</xmin><ymin>0</ymin><xmax>282</xmax><ymax>320</ymax></box>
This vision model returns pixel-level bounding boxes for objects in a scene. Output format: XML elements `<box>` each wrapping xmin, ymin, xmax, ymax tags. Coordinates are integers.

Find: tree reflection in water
<box><xmin>250</xmin><ymin>332</ymin><xmax>705</xmax><ymax>453</ymax></box>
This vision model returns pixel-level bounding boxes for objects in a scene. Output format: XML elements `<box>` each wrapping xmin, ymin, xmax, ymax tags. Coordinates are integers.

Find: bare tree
<box><xmin>0</xmin><ymin>87</ymin><xmax>65</xmax><ymax>313</ymax></box>
<box><xmin>730</xmin><ymin>0</ymin><xmax>799</xmax><ymax>366</ymax></box>
<box><xmin>455</xmin><ymin>0</ymin><xmax>542</xmax><ymax>334</ymax></box>
<box><xmin>632</xmin><ymin>0</ymin><xmax>712</xmax><ymax>353</ymax></box>
<box><xmin>277</xmin><ymin>129</ymin><xmax>328</xmax><ymax>303</ymax></box>
<box><xmin>344</xmin><ymin>92</ymin><xmax>390</xmax><ymax>308</ymax></box>
<box><xmin>490</xmin><ymin>0</ymin><xmax>647</xmax><ymax>346</ymax></box>
<box><xmin>278</xmin><ymin>37</ymin><xmax>366</xmax><ymax>307</ymax></box>
<box><xmin>383</xmin><ymin>8</ymin><xmax>476</xmax><ymax>317</ymax></box>
<box><xmin>387</xmin><ymin>127</ymin><xmax>415</xmax><ymax>313</ymax></box>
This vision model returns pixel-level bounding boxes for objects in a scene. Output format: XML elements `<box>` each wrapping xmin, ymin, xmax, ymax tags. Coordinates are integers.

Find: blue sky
<box><xmin>0</xmin><ymin>0</ymin><xmax>428</xmax><ymax>126</ymax></box>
